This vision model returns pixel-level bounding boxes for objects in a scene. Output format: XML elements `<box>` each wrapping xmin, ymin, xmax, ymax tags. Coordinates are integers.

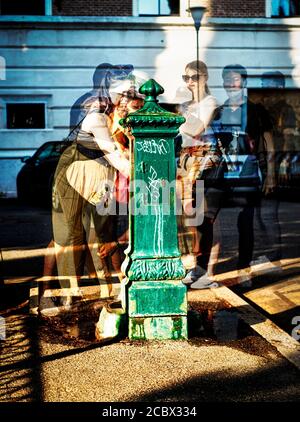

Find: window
<box><xmin>0</xmin><ymin>56</ymin><xmax>5</xmax><ymax>81</ymax></box>
<box><xmin>7</xmin><ymin>103</ymin><xmax>46</xmax><ymax>129</ymax></box>
<box><xmin>35</xmin><ymin>143</ymin><xmax>56</xmax><ymax>161</ymax></box>
<box><xmin>138</xmin><ymin>0</ymin><xmax>180</xmax><ymax>16</ymax></box>
<box><xmin>0</xmin><ymin>0</ymin><xmax>52</xmax><ymax>16</ymax></box>
<box><xmin>271</xmin><ymin>0</ymin><xmax>300</xmax><ymax>17</ymax></box>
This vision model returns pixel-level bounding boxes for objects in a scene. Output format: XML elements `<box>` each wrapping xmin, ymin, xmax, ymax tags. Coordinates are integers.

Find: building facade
<box><xmin>0</xmin><ymin>0</ymin><xmax>300</xmax><ymax>196</ymax></box>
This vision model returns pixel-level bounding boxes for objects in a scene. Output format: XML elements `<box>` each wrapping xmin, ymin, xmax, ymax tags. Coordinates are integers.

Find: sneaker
<box><xmin>182</xmin><ymin>266</ymin><xmax>206</xmax><ymax>285</ymax></box>
<box><xmin>190</xmin><ymin>272</ymin><xmax>219</xmax><ymax>289</ymax></box>
<box><xmin>250</xmin><ymin>255</ymin><xmax>282</xmax><ymax>275</ymax></box>
<box><xmin>60</xmin><ymin>295</ymin><xmax>73</xmax><ymax>310</ymax></box>
<box><xmin>39</xmin><ymin>296</ymin><xmax>61</xmax><ymax>317</ymax></box>
<box><xmin>236</xmin><ymin>269</ymin><xmax>252</xmax><ymax>288</ymax></box>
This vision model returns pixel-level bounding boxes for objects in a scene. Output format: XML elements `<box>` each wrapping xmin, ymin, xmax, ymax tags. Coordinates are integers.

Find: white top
<box><xmin>179</xmin><ymin>95</ymin><xmax>218</xmax><ymax>147</ymax></box>
<box><xmin>81</xmin><ymin>112</ymin><xmax>130</xmax><ymax>178</ymax></box>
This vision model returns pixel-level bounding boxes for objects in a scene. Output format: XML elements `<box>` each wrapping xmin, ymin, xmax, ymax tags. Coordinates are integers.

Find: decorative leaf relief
<box><xmin>120</xmin><ymin>79</ymin><xmax>185</xmax><ymax>130</ymax></box>
<box><xmin>125</xmin><ymin>115</ymin><xmax>185</xmax><ymax>130</ymax></box>
<box><xmin>128</xmin><ymin>258</ymin><xmax>185</xmax><ymax>281</ymax></box>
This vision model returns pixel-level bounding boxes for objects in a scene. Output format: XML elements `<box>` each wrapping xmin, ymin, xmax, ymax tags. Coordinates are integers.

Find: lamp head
<box><xmin>187</xmin><ymin>5</ymin><xmax>206</xmax><ymax>31</ymax></box>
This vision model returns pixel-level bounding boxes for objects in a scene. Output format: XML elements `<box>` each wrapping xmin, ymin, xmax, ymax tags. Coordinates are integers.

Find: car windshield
<box><xmin>34</xmin><ymin>142</ymin><xmax>67</xmax><ymax>161</ymax></box>
<box><xmin>52</xmin><ymin>143</ymin><xmax>68</xmax><ymax>157</ymax></box>
<box><xmin>35</xmin><ymin>144</ymin><xmax>55</xmax><ymax>161</ymax></box>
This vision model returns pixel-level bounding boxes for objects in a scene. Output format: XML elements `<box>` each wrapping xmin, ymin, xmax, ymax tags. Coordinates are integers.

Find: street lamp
<box><xmin>187</xmin><ymin>1</ymin><xmax>206</xmax><ymax>102</ymax></box>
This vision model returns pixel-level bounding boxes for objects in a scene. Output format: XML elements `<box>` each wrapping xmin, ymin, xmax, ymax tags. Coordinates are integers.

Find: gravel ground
<box><xmin>1</xmin><ymin>308</ymin><xmax>299</xmax><ymax>403</ymax></box>
<box><xmin>40</xmin><ymin>337</ymin><xmax>299</xmax><ymax>402</ymax></box>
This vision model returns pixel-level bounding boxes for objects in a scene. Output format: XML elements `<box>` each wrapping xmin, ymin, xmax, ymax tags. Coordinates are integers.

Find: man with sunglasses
<box><xmin>216</xmin><ymin>64</ymin><xmax>276</xmax><ymax>286</ymax></box>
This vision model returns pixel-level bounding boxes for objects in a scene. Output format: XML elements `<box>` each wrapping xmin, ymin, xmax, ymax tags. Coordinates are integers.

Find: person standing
<box><xmin>177</xmin><ymin>60</ymin><xmax>225</xmax><ymax>289</ymax></box>
<box><xmin>250</xmin><ymin>71</ymin><xmax>298</xmax><ymax>272</ymax></box>
<box><xmin>40</xmin><ymin>66</ymin><xmax>133</xmax><ymax>315</ymax></box>
<box><xmin>218</xmin><ymin>64</ymin><xmax>276</xmax><ymax>283</ymax></box>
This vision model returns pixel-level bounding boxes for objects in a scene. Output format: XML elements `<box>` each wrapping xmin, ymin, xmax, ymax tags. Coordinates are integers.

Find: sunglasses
<box><xmin>182</xmin><ymin>74</ymin><xmax>204</xmax><ymax>83</ymax></box>
<box><xmin>109</xmin><ymin>65</ymin><xmax>134</xmax><ymax>81</ymax></box>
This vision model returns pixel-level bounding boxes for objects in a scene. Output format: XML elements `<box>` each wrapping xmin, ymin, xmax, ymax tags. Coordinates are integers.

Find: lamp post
<box><xmin>187</xmin><ymin>2</ymin><xmax>206</xmax><ymax>102</ymax></box>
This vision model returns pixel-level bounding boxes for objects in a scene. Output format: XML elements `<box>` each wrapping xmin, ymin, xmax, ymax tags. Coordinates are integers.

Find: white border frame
<box><xmin>132</xmin><ymin>0</ymin><xmax>138</xmax><ymax>16</ymax></box>
<box><xmin>265</xmin><ymin>0</ymin><xmax>272</xmax><ymax>18</ymax></box>
<box><xmin>45</xmin><ymin>0</ymin><xmax>52</xmax><ymax>16</ymax></box>
<box><xmin>133</xmin><ymin>0</ymin><xmax>183</xmax><ymax>17</ymax></box>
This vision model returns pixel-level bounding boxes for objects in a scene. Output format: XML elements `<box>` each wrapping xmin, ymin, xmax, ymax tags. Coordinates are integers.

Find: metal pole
<box><xmin>196</xmin><ymin>27</ymin><xmax>199</xmax><ymax>103</ymax></box>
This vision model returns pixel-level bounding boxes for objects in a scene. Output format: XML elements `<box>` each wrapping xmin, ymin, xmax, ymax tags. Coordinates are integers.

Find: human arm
<box><xmin>256</xmin><ymin>104</ymin><xmax>276</xmax><ymax>194</ymax></box>
<box><xmin>98</xmin><ymin>229</ymin><xmax>129</xmax><ymax>258</ymax></box>
<box><xmin>82</xmin><ymin>113</ymin><xmax>130</xmax><ymax>177</ymax></box>
<box><xmin>179</xmin><ymin>97</ymin><xmax>218</xmax><ymax>138</ymax></box>
<box><xmin>262</xmin><ymin>130</ymin><xmax>276</xmax><ymax>194</ymax></box>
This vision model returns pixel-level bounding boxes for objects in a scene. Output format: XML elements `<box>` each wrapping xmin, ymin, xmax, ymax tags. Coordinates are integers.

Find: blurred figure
<box><xmin>40</xmin><ymin>65</ymin><xmax>135</xmax><ymax>315</ymax></box>
<box><xmin>216</xmin><ymin>64</ymin><xmax>276</xmax><ymax>285</ymax></box>
<box><xmin>261</xmin><ymin>71</ymin><xmax>298</xmax><ymax>186</ymax></box>
<box><xmin>69</xmin><ymin>63</ymin><xmax>134</xmax><ymax>132</ymax></box>
<box><xmin>98</xmin><ymin>86</ymin><xmax>145</xmax><ymax>259</ymax></box>
<box><xmin>250</xmin><ymin>71</ymin><xmax>298</xmax><ymax>273</ymax></box>
<box><xmin>177</xmin><ymin>60</ymin><xmax>225</xmax><ymax>289</ymax></box>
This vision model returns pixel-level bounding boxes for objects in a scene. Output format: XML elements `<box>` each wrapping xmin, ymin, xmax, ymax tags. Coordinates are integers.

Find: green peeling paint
<box><xmin>128</xmin><ymin>281</ymin><xmax>187</xmax><ymax>316</ymax></box>
<box><xmin>129</xmin><ymin>316</ymin><xmax>187</xmax><ymax>340</ymax></box>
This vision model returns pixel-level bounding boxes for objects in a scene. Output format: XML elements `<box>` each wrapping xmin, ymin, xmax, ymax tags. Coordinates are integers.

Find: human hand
<box><xmin>263</xmin><ymin>175</ymin><xmax>276</xmax><ymax>195</ymax></box>
<box><xmin>98</xmin><ymin>241</ymin><xmax>118</xmax><ymax>258</ymax></box>
<box><xmin>123</xmin><ymin>126</ymin><xmax>134</xmax><ymax>141</ymax></box>
<box><xmin>182</xmin><ymin>198</ymin><xmax>195</xmax><ymax>216</ymax></box>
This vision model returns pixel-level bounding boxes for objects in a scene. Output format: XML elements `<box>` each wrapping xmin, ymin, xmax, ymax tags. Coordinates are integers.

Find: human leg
<box><xmin>251</xmin><ymin>195</ymin><xmax>282</xmax><ymax>276</ymax></box>
<box><xmin>52</xmin><ymin>147</ymin><xmax>88</xmax><ymax>302</ymax></box>
<box><xmin>256</xmin><ymin>195</ymin><xmax>281</xmax><ymax>262</ymax></box>
<box><xmin>188</xmin><ymin>187</ymin><xmax>223</xmax><ymax>289</ymax></box>
<box><xmin>237</xmin><ymin>199</ymin><xmax>255</xmax><ymax>270</ymax></box>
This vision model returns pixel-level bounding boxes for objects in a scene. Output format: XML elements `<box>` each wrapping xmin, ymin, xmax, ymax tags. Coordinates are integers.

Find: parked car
<box><xmin>17</xmin><ymin>141</ymin><xmax>70</xmax><ymax>206</ymax></box>
<box><xmin>212</xmin><ymin>127</ymin><xmax>300</xmax><ymax>197</ymax></box>
<box><xmin>275</xmin><ymin>150</ymin><xmax>300</xmax><ymax>199</ymax></box>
